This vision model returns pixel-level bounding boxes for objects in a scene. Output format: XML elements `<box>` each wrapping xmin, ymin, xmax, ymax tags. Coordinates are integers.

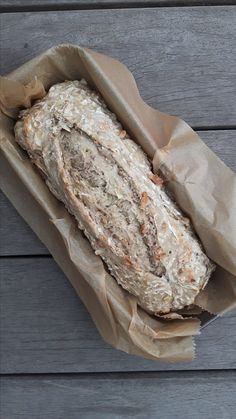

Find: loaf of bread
<box><xmin>14</xmin><ymin>80</ymin><xmax>215</xmax><ymax>314</ymax></box>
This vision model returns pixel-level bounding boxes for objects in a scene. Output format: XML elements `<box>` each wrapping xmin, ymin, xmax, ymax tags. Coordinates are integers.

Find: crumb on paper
<box><xmin>150</xmin><ymin>173</ymin><xmax>165</xmax><ymax>187</ymax></box>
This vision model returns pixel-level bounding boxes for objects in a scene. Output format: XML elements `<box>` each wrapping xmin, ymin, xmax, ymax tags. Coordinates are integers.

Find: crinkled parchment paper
<box><xmin>0</xmin><ymin>44</ymin><xmax>235</xmax><ymax>362</ymax></box>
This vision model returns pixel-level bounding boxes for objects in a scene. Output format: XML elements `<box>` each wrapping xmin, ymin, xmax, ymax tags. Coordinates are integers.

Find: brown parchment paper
<box><xmin>0</xmin><ymin>44</ymin><xmax>236</xmax><ymax>363</ymax></box>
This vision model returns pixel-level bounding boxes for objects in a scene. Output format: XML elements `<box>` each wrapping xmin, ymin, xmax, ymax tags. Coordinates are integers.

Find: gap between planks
<box><xmin>194</xmin><ymin>126</ymin><xmax>236</xmax><ymax>131</ymax></box>
<box><xmin>0</xmin><ymin>254</ymin><xmax>51</xmax><ymax>259</ymax></box>
<box><xmin>1</xmin><ymin>369</ymin><xmax>236</xmax><ymax>378</ymax></box>
<box><xmin>0</xmin><ymin>1</ymin><xmax>236</xmax><ymax>13</ymax></box>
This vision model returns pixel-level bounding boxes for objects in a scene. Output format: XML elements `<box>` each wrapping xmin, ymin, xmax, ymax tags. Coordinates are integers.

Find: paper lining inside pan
<box><xmin>0</xmin><ymin>44</ymin><xmax>235</xmax><ymax>362</ymax></box>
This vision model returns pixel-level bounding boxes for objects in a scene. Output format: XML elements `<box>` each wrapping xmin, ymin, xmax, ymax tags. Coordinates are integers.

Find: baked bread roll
<box><xmin>14</xmin><ymin>80</ymin><xmax>215</xmax><ymax>314</ymax></box>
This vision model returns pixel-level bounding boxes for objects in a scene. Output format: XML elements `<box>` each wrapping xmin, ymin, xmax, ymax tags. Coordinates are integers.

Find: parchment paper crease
<box><xmin>0</xmin><ymin>44</ymin><xmax>235</xmax><ymax>362</ymax></box>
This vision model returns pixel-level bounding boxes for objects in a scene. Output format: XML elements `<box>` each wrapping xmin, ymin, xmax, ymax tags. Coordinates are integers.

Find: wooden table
<box><xmin>0</xmin><ymin>1</ymin><xmax>236</xmax><ymax>418</ymax></box>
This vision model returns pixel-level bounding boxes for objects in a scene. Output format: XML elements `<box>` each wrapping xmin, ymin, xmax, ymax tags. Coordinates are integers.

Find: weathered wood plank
<box><xmin>1</xmin><ymin>371</ymin><xmax>236</xmax><ymax>419</ymax></box>
<box><xmin>1</xmin><ymin>130</ymin><xmax>235</xmax><ymax>256</ymax></box>
<box><xmin>0</xmin><ymin>1</ymin><xmax>233</xmax><ymax>13</ymax></box>
<box><xmin>1</xmin><ymin>8</ymin><xmax>236</xmax><ymax>126</ymax></box>
<box><xmin>1</xmin><ymin>257</ymin><xmax>236</xmax><ymax>373</ymax></box>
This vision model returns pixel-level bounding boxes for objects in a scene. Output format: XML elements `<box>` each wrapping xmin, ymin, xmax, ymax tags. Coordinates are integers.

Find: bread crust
<box><xmin>14</xmin><ymin>80</ymin><xmax>215</xmax><ymax>314</ymax></box>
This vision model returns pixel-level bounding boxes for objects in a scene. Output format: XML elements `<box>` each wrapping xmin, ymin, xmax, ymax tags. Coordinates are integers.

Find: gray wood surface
<box><xmin>1</xmin><ymin>257</ymin><xmax>236</xmax><ymax>373</ymax></box>
<box><xmin>1</xmin><ymin>7</ymin><xmax>236</xmax><ymax>127</ymax></box>
<box><xmin>1</xmin><ymin>371</ymin><xmax>236</xmax><ymax>419</ymax></box>
<box><xmin>1</xmin><ymin>130</ymin><xmax>235</xmax><ymax>256</ymax></box>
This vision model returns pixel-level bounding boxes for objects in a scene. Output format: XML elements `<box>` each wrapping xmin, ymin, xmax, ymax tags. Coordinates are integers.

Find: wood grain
<box><xmin>0</xmin><ymin>257</ymin><xmax>235</xmax><ymax>373</ymax></box>
<box><xmin>1</xmin><ymin>8</ymin><xmax>236</xmax><ymax>126</ymax></box>
<box><xmin>1</xmin><ymin>371</ymin><xmax>236</xmax><ymax>419</ymax></box>
<box><xmin>1</xmin><ymin>130</ymin><xmax>235</xmax><ymax>256</ymax></box>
